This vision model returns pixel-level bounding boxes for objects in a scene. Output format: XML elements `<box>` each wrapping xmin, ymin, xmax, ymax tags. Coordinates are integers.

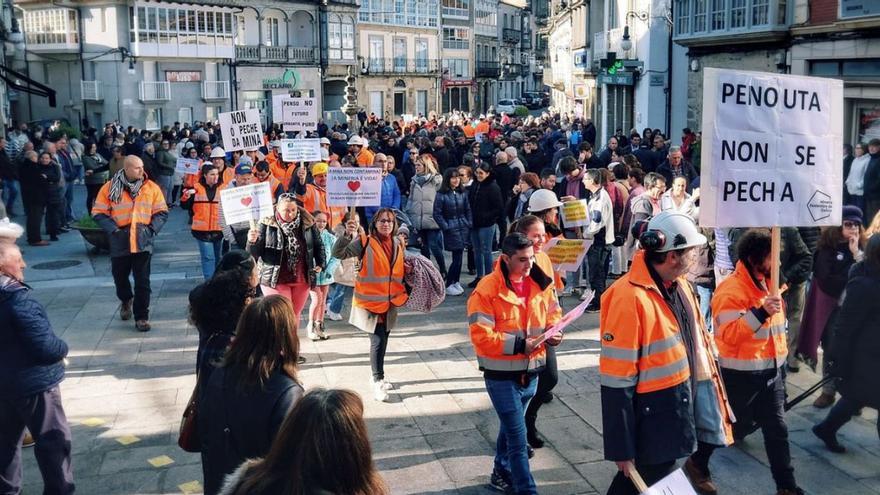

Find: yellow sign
<box><xmin>544</xmin><ymin>238</ymin><xmax>592</xmax><ymax>272</ymax></box>
<box><xmin>560</xmin><ymin>200</ymin><xmax>589</xmax><ymax>227</ymax></box>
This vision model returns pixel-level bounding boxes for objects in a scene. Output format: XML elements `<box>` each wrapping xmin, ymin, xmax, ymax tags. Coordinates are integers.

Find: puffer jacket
<box><xmin>469</xmin><ymin>175</ymin><xmax>504</xmax><ymax>229</ymax></box>
<box><xmin>433</xmin><ymin>188</ymin><xmax>472</xmax><ymax>251</ymax></box>
<box><xmin>0</xmin><ymin>276</ymin><xmax>68</xmax><ymax>399</ymax></box>
<box><xmin>331</xmin><ymin>224</ymin><xmax>359</xmax><ymax>287</ymax></box>
<box><xmin>406</xmin><ymin>173</ymin><xmax>442</xmax><ymax>231</ymax></box>
<box><xmin>247</xmin><ymin>207</ymin><xmax>326</xmax><ymax>288</ymax></box>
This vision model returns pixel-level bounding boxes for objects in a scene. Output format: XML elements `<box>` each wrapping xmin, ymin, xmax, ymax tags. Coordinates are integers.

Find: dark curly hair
<box><xmin>189</xmin><ymin>266</ymin><xmax>256</xmax><ymax>337</ymax></box>
<box><xmin>736</xmin><ymin>228</ymin><xmax>772</xmax><ymax>269</ymax></box>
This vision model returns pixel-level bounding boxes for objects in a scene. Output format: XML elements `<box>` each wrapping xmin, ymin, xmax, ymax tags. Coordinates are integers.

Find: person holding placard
<box><xmin>467</xmin><ymin>233</ymin><xmax>562</xmax><ymax>495</ymax></box>
<box><xmin>182</xmin><ymin>164</ymin><xmax>227</xmax><ymax>279</ymax></box>
<box><xmin>600</xmin><ymin>212</ymin><xmax>733</xmax><ymax>495</ymax></box>
<box><xmin>291</xmin><ymin>162</ymin><xmax>344</xmax><ymax>229</ymax></box>
<box><xmin>247</xmin><ymin>194</ymin><xmax>326</xmax><ymax>323</ymax></box>
<box><xmin>253</xmin><ymin>161</ymin><xmax>285</xmax><ymax>201</ymax></box>
<box><xmin>581</xmin><ymin>169</ymin><xmax>615</xmax><ymax>310</ymax></box>
<box><xmin>711</xmin><ymin>229</ymin><xmax>803</xmax><ymax>495</ymax></box>
<box><xmin>219</xmin><ymin>163</ymin><xmax>257</xmax><ymax>250</ymax></box>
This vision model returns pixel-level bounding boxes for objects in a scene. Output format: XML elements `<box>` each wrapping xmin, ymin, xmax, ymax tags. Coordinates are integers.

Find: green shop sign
<box><xmin>263</xmin><ymin>69</ymin><xmax>300</xmax><ymax>89</ymax></box>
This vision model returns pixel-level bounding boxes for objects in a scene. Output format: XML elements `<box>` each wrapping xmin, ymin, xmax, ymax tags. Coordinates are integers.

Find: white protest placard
<box><xmin>326</xmin><ymin>167</ymin><xmax>383</xmax><ymax>207</ymax></box>
<box><xmin>281</xmin><ymin>139</ymin><xmax>322</xmax><ymax>163</ymax></box>
<box><xmin>175</xmin><ymin>157</ymin><xmax>201</xmax><ymax>176</ymax></box>
<box><xmin>219</xmin><ymin>182</ymin><xmax>274</xmax><ymax>225</ymax></box>
<box><xmin>560</xmin><ymin>200</ymin><xmax>590</xmax><ymax>228</ymax></box>
<box><xmin>543</xmin><ymin>238</ymin><xmax>593</xmax><ymax>272</ymax></box>
<box><xmin>699</xmin><ymin>68</ymin><xmax>843</xmax><ymax>228</ymax></box>
<box><xmin>219</xmin><ymin>109</ymin><xmax>264</xmax><ymax>152</ymax></box>
<box><xmin>281</xmin><ymin>97</ymin><xmax>318</xmax><ymax>132</ymax></box>
<box><xmin>643</xmin><ymin>468</ymin><xmax>698</xmax><ymax>495</ymax></box>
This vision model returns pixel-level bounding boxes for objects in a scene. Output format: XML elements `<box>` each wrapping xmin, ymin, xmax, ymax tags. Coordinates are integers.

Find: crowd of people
<box><xmin>0</xmin><ymin>111</ymin><xmax>878</xmax><ymax>495</ymax></box>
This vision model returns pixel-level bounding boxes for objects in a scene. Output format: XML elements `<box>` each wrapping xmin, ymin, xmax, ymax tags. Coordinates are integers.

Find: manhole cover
<box><xmin>31</xmin><ymin>260</ymin><xmax>82</xmax><ymax>270</ymax></box>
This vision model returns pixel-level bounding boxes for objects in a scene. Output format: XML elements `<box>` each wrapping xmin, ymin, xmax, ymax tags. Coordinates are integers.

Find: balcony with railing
<box><xmin>202</xmin><ymin>81</ymin><xmax>230</xmax><ymax>101</ymax></box>
<box><xmin>366</xmin><ymin>58</ymin><xmax>441</xmax><ymax>75</ymax></box>
<box><xmin>442</xmin><ymin>5</ymin><xmax>469</xmax><ymax>19</ymax></box>
<box><xmin>139</xmin><ymin>81</ymin><xmax>171</xmax><ymax>102</ymax></box>
<box><xmin>501</xmin><ymin>63</ymin><xmax>522</xmax><ymax>79</ymax></box>
<box><xmin>503</xmin><ymin>28</ymin><xmax>521</xmax><ymax>44</ymax></box>
<box><xmin>235</xmin><ymin>45</ymin><xmax>318</xmax><ymax>64</ymax></box>
<box><xmin>443</xmin><ymin>39</ymin><xmax>470</xmax><ymax>50</ymax></box>
<box><xmin>23</xmin><ymin>9</ymin><xmax>80</xmax><ymax>52</ymax></box>
<box><xmin>80</xmin><ymin>81</ymin><xmax>102</xmax><ymax>101</ymax></box>
<box><xmin>673</xmin><ymin>0</ymin><xmax>789</xmax><ymax>46</ymax></box>
<box><xmin>476</xmin><ymin>61</ymin><xmax>501</xmax><ymax>78</ymax></box>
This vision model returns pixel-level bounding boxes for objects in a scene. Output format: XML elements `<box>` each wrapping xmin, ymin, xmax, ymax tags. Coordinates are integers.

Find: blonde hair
<box><xmin>867</xmin><ymin>210</ymin><xmax>880</xmax><ymax>239</ymax></box>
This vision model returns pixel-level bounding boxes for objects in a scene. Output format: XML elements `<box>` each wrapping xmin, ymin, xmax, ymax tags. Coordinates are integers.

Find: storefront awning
<box><xmin>0</xmin><ymin>64</ymin><xmax>56</xmax><ymax>107</ymax></box>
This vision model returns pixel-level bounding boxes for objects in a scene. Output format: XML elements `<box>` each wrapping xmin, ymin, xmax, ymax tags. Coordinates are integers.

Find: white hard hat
<box><xmin>644</xmin><ymin>211</ymin><xmax>707</xmax><ymax>253</ymax></box>
<box><xmin>210</xmin><ymin>147</ymin><xmax>226</xmax><ymax>159</ymax></box>
<box><xmin>528</xmin><ymin>189</ymin><xmax>563</xmax><ymax>212</ymax></box>
<box><xmin>319</xmin><ymin>137</ymin><xmax>331</xmax><ymax>145</ymax></box>
<box><xmin>347</xmin><ymin>135</ymin><xmax>363</xmax><ymax>146</ymax></box>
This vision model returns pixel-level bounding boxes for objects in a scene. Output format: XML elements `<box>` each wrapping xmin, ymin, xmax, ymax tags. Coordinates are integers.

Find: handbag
<box><xmin>177</xmin><ymin>380</ymin><xmax>201</xmax><ymax>452</ymax></box>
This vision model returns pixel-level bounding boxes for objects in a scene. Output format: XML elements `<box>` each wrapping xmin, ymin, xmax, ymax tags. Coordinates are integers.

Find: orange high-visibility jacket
<box><xmin>189</xmin><ymin>182</ymin><xmax>225</xmax><ymax>233</ymax></box>
<box><xmin>712</xmin><ymin>261</ymin><xmax>788</xmax><ymax>372</ymax></box>
<box><xmin>353</xmin><ymin>234</ymin><xmax>408</xmax><ymax>314</ymax></box>
<box><xmin>266</xmin><ymin>153</ymin><xmax>287</xmax><ymax>181</ymax></box>
<box><xmin>467</xmin><ymin>257</ymin><xmax>562</xmax><ymax>373</ymax></box>
<box><xmin>356</xmin><ymin>148</ymin><xmax>375</xmax><ymax>167</ymax></box>
<box><xmin>92</xmin><ymin>180</ymin><xmax>168</xmax><ymax>255</ymax></box>
<box><xmin>298</xmin><ymin>183</ymin><xmax>345</xmax><ymax>228</ymax></box>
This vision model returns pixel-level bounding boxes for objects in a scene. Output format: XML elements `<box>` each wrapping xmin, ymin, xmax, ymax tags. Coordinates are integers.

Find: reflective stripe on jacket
<box><xmin>92</xmin><ymin>180</ymin><xmax>168</xmax><ymax>256</ymax></box>
<box><xmin>298</xmin><ymin>183</ymin><xmax>345</xmax><ymax>228</ymax></box>
<box><xmin>190</xmin><ymin>182</ymin><xmax>224</xmax><ymax>232</ymax></box>
<box><xmin>353</xmin><ymin>233</ymin><xmax>408</xmax><ymax>314</ymax></box>
<box><xmin>467</xmin><ymin>255</ymin><xmax>562</xmax><ymax>373</ymax></box>
<box><xmin>712</xmin><ymin>261</ymin><xmax>787</xmax><ymax>372</ymax></box>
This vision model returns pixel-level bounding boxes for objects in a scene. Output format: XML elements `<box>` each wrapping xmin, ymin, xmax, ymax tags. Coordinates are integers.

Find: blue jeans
<box><xmin>1</xmin><ymin>179</ymin><xmax>19</xmax><ymax>214</ymax></box>
<box><xmin>327</xmin><ymin>283</ymin><xmax>353</xmax><ymax>314</ymax></box>
<box><xmin>419</xmin><ymin>229</ymin><xmax>446</xmax><ymax>276</ymax></box>
<box><xmin>485</xmin><ymin>376</ymin><xmax>538</xmax><ymax>495</ymax></box>
<box><xmin>471</xmin><ymin>226</ymin><xmax>496</xmax><ymax>277</ymax></box>
<box><xmin>696</xmin><ymin>285</ymin><xmax>713</xmax><ymax>332</ymax></box>
<box><xmin>196</xmin><ymin>238</ymin><xmax>223</xmax><ymax>279</ymax></box>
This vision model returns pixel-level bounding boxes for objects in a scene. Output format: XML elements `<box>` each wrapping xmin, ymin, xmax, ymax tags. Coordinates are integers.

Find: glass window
<box><xmin>675</xmin><ymin>0</ymin><xmax>691</xmax><ymax>34</ymax></box>
<box><xmin>809</xmin><ymin>61</ymin><xmax>838</xmax><ymax>76</ymax></box>
<box><xmin>842</xmin><ymin>59</ymin><xmax>880</xmax><ymax>77</ymax></box>
<box><xmin>710</xmin><ymin>0</ymin><xmax>725</xmax><ymax>30</ymax></box>
<box><xmin>693</xmin><ymin>0</ymin><xmax>707</xmax><ymax>32</ymax></box>
<box><xmin>342</xmin><ymin>20</ymin><xmax>354</xmax><ymax>50</ymax></box>
<box><xmin>730</xmin><ymin>0</ymin><xmax>746</xmax><ymax>28</ymax></box>
<box><xmin>752</xmin><ymin>0</ymin><xmax>769</xmax><ymax>26</ymax></box>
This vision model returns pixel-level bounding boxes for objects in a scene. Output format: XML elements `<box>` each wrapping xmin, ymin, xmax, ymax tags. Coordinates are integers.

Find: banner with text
<box><xmin>699</xmin><ymin>68</ymin><xmax>843</xmax><ymax>227</ymax></box>
<box><xmin>175</xmin><ymin>157</ymin><xmax>201</xmax><ymax>176</ymax></box>
<box><xmin>281</xmin><ymin>139</ymin><xmax>322</xmax><ymax>163</ymax></box>
<box><xmin>280</xmin><ymin>97</ymin><xmax>318</xmax><ymax>132</ymax></box>
<box><xmin>543</xmin><ymin>238</ymin><xmax>592</xmax><ymax>272</ymax></box>
<box><xmin>220</xmin><ymin>182</ymin><xmax>274</xmax><ymax>225</ymax></box>
<box><xmin>326</xmin><ymin>167</ymin><xmax>383</xmax><ymax>207</ymax></box>
<box><xmin>219</xmin><ymin>109</ymin><xmax>264</xmax><ymax>152</ymax></box>
<box><xmin>560</xmin><ymin>200</ymin><xmax>589</xmax><ymax>228</ymax></box>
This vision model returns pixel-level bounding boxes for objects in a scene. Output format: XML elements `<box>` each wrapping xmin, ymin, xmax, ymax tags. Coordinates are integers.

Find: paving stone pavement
<box><xmin>14</xmin><ymin>185</ymin><xmax>880</xmax><ymax>494</ymax></box>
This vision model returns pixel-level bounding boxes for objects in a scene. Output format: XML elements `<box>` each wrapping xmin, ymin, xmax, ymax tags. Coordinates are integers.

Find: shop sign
<box><xmin>263</xmin><ymin>68</ymin><xmax>300</xmax><ymax>90</ymax></box>
<box><xmin>598</xmin><ymin>73</ymin><xmax>634</xmax><ymax>86</ymax></box>
<box><xmin>166</xmin><ymin>71</ymin><xmax>201</xmax><ymax>83</ymax></box>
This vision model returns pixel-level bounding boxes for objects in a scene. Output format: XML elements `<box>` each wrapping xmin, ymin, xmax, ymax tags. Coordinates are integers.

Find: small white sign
<box><xmin>699</xmin><ymin>69</ymin><xmax>843</xmax><ymax>228</ymax></box>
<box><xmin>281</xmin><ymin>97</ymin><xmax>318</xmax><ymax>132</ymax></box>
<box><xmin>219</xmin><ymin>182</ymin><xmax>274</xmax><ymax>225</ymax></box>
<box><xmin>281</xmin><ymin>138</ymin><xmax>322</xmax><ymax>163</ymax></box>
<box><xmin>175</xmin><ymin>157</ymin><xmax>201</xmax><ymax>176</ymax></box>
<box><xmin>218</xmin><ymin>109</ymin><xmax>264</xmax><ymax>152</ymax></box>
<box><xmin>326</xmin><ymin>167</ymin><xmax>383</xmax><ymax>207</ymax></box>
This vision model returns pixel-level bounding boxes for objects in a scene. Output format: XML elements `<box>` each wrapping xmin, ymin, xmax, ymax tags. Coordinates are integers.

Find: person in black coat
<box><xmin>18</xmin><ymin>151</ymin><xmax>53</xmax><ymax>245</ymax></box>
<box><xmin>432</xmin><ymin>136</ymin><xmax>454</xmax><ymax>172</ymax></box>
<box><xmin>812</xmin><ymin>235</ymin><xmax>880</xmax><ymax>453</ymax></box>
<box><xmin>468</xmin><ymin>162</ymin><xmax>503</xmax><ymax>286</ymax></box>
<box><xmin>434</xmin><ymin>168</ymin><xmax>472</xmax><ymax>293</ymax></box>
<box><xmin>656</xmin><ymin>146</ymin><xmax>698</xmax><ymax>192</ymax></box>
<box><xmin>523</xmin><ymin>139</ymin><xmax>548</xmax><ymax>175</ymax></box>
<box><xmin>198</xmin><ymin>295</ymin><xmax>304</xmax><ymax>495</ymax></box>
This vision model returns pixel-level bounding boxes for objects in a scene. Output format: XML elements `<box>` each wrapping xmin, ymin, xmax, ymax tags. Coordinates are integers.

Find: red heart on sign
<box><xmin>240</xmin><ymin>197</ymin><xmax>253</xmax><ymax>207</ymax></box>
<box><xmin>347</xmin><ymin>181</ymin><xmax>361</xmax><ymax>192</ymax></box>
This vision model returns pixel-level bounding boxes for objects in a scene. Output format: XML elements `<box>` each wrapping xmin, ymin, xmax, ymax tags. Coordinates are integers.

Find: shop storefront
<box><xmin>235</xmin><ymin>66</ymin><xmax>322</xmax><ymax>129</ymax></box>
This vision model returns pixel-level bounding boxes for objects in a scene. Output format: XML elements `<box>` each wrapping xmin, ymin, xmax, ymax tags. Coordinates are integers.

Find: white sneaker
<box><xmin>373</xmin><ymin>381</ymin><xmax>389</xmax><ymax>402</ymax></box>
<box><xmin>307</xmin><ymin>321</ymin><xmax>320</xmax><ymax>341</ymax></box>
<box><xmin>455</xmin><ymin>282</ymin><xmax>464</xmax><ymax>293</ymax></box>
<box><xmin>446</xmin><ymin>285</ymin><xmax>461</xmax><ymax>296</ymax></box>
<box><xmin>372</xmin><ymin>377</ymin><xmax>393</xmax><ymax>391</ymax></box>
<box><xmin>326</xmin><ymin>310</ymin><xmax>343</xmax><ymax>321</ymax></box>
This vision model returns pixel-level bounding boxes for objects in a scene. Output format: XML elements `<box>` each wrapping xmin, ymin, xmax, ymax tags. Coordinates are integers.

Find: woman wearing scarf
<box><xmin>182</xmin><ymin>164</ymin><xmax>225</xmax><ymax>279</ymax></box>
<box><xmin>405</xmin><ymin>153</ymin><xmax>445</xmax><ymax>278</ymax></box>
<box><xmin>247</xmin><ymin>194</ymin><xmax>326</xmax><ymax>322</ymax></box>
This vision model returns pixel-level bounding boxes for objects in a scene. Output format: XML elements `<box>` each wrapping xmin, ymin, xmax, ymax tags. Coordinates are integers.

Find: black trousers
<box><xmin>0</xmin><ymin>387</ymin><xmax>75</xmax><ymax>495</ymax></box>
<box><xmin>526</xmin><ymin>345</ymin><xmax>558</xmax><ymax>422</ymax></box>
<box><xmin>607</xmin><ymin>460</ymin><xmax>675</xmax><ymax>495</ymax></box>
<box><xmin>369</xmin><ymin>322</ymin><xmax>390</xmax><ymax>381</ymax></box>
<box><xmin>722</xmin><ymin>368</ymin><xmax>797</xmax><ymax>491</ymax></box>
<box><xmin>85</xmin><ymin>184</ymin><xmax>103</xmax><ymax>214</ymax></box>
<box><xmin>45</xmin><ymin>201</ymin><xmax>63</xmax><ymax>237</ymax></box>
<box><xmin>111</xmin><ymin>252</ymin><xmax>153</xmax><ymax>321</ymax></box>
<box><xmin>24</xmin><ymin>200</ymin><xmax>46</xmax><ymax>243</ymax></box>
<box><xmin>587</xmin><ymin>244</ymin><xmax>611</xmax><ymax>303</ymax></box>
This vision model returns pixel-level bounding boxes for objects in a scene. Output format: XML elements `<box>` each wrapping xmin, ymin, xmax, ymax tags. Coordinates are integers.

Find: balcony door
<box><xmin>416</xmin><ymin>90</ymin><xmax>428</xmax><ymax>116</ymax></box>
<box><xmin>369</xmin><ymin>91</ymin><xmax>384</xmax><ymax>117</ymax></box>
<box><xmin>415</xmin><ymin>38</ymin><xmax>428</xmax><ymax>73</ymax></box>
<box><xmin>393</xmin><ymin>38</ymin><xmax>407</xmax><ymax>72</ymax></box>
<box><xmin>393</xmin><ymin>91</ymin><xmax>406</xmax><ymax>116</ymax></box>
<box><xmin>369</xmin><ymin>36</ymin><xmax>384</xmax><ymax>73</ymax></box>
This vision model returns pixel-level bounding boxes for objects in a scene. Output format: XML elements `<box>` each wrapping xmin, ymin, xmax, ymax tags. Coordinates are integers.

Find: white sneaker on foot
<box><xmin>446</xmin><ymin>285</ymin><xmax>462</xmax><ymax>296</ymax></box>
<box><xmin>372</xmin><ymin>377</ymin><xmax>393</xmax><ymax>391</ymax></box>
<box><xmin>373</xmin><ymin>381</ymin><xmax>389</xmax><ymax>402</ymax></box>
<box><xmin>454</xmin><ymin>282</ymin><xmax>464</xmax><ymax>293</ymax></box>
<box><xmin>326</xmin><ymin>310</ymin><xmax>343</xmax><ymax>321</ymax></box>
<box><xmin>307</xmin><ymin>321</ymin><xmax>320</xmax><ymax>341</ymax></box>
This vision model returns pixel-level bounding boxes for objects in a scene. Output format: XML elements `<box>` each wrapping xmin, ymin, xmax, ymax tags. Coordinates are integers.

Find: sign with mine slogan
<box><xmin>219</xmin><ymin>109</ymin><xmax>264</xmax><ymax>152</ymax></box>
<box><xmin>326</xmin><ymin>167</ymin><xmax>383</xmax><ymax>207</ymax></box>
<box><xmin>699</xmin><ymin>68</ymin><xmax>843</xmax><ymax>228</ymax></box>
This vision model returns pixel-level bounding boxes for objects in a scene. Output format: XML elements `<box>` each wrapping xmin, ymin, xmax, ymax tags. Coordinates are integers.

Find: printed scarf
<box><xmin>108</xmin><ymin>169</ymin><xmax>144</xmax><ymax>203</ymax></box>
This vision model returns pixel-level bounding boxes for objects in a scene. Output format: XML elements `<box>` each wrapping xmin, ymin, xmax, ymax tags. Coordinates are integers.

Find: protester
<box><xmin>326</xmin><ymin>211</ymin><xmax>361</xmax><ymax>321</ymax></box>
<box><xmin>364</xmin><ymin>153</ymin><xmax>401</xmax><ymax>222</ymax></box>
<box><xmin>434</xmin><ymin>167</ymin><xmax>472</xmax><ymax>296</ymax></box>
<box><xmin>307</xmin><ymin>210</ymin><xmax>339</xmax><ymax>341</ymax></box>
<box><xmin>863</xmin><ymin>139</ymin><xmax>880</xmax><ymax>222</ymax></box>
<box><xmin>182</xmin><ymin>164</ymin><xmax>225</xmax><ymax>279</ymax></box>
<box><xmin>812</xmin><ymin>234</ymin><xmax>880</xmax><ymax>453</ymax></box>
<box><xmin>18</xmin><ymin>151</ymin><xmax>53</xmax><ymax>245</ymax></box>
<box><xmin>406</xmin><ymin>153</ymin><xmax>445</xmax><ymax>277</ymax></box>
<box><xmin>507</xmin><ymin>172</ymin><xmax>540</xmax><ymax>221</ymax></box>
<box><xmin>82</xmin><ymin>142</ymin><xmax>110</xmax><ymax>213</ymax></box>
<box><xmin>253</xmin><ymin>160</ymin><xmax>285</xmax><ymax>200</ymax></box>
<box><xmin>581</xmin><ymin>168</ymin><xmax>615</xmax><ymax>310</ymax></box>
<box><xmin>0</xmin><ymin>241</ymin><xmax>75</xmax><ymax>495</ymax></box>
<box><xmin>198</xmin><ymin>295</ymin><xmax>304</xmax><ymax>495</ymax></box>
<box><xmin>711</xmin><ymin>229</ymin><xmax>803</xmax><ymax>495</ymax></box>
<box><xmin>92</xmin><ymin>155</ymin><xmax>168</xmax><ymax>332</ymax></box>
<box><xmin>333</xmin><ymin>208</ymin><xmax>408</xmax><ymax>402</ymax></box>
<box><xmin>657</xmin><ymin>146</ymin><xmax>698</xmax><ymax>190</ymax></box>
<box><xmin>468</xmin><ymin>233</ymin><xmax>562</xmax><ymax>495</ymax></box>
<box><xmin>844</xmin><ymin>143</ymin><xmax>869</xmax><ymax>212</ymax></box>
<box><xmin>468</xmin><ymin>162</ymin><xmax>504</xmax><ymax>287</ymax></box>
<box><xmin>219</xmin><ymin>163</ymin><xmax>256</xmax><ymax>250</ymax></box>
<box><xmin>600</xmin><ymin>212</ymin><xmax>733</xmax><ymax>495</ymax></box>
<box><xmin>629</xmin><ymin>172</ymin><xmax>665</xmax><ymax>224</ymax></box>
<box><xmin>660</xmin><ymin>176</ymin><xmax>698</xmax><ymax>220</ymax></box>
<box><xmin>292</xmin><ymin>162</ymin><xmax>344</xmax><ymax>228</ymax></box>
<box><xmin>246</xmin><ymin>194</ymin><xmax>326</xmax><ymax>321</ymax></box>
<box><xmin>218</xmin><ymin>388</ymin><xmax>388</xmax><ymax>495</ymax></box>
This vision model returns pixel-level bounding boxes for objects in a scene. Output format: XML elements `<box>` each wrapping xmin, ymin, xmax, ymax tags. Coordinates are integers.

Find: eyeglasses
<box><xmin>376</xmin><ymin>219</ymin><xmax>394</xmax><ymax>224</ymax></box>
<box><xmin>843</xmin><ymin>221</ymin><xmax>860</xmax><ymax>229</ymax></box>
<box><xmin>279</xmin><ymin>192</ymin><xmax>296</xmax><ymax>200</ymax></box>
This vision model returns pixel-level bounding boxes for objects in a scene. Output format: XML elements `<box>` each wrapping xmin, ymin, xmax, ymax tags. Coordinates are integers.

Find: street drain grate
<box><xmin>31</xmin><ymin>260</ymin><xmax>82</xmax><ymax>270</ymax></box>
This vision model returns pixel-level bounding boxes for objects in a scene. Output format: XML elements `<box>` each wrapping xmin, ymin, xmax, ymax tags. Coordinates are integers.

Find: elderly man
<box><xmin>92</xmin><ymin>156</ymin><xmax>168</xmax><ymax>332</ymax></box>
<box><xmin>0</xmin><ymin>242</ymin><xmax>75</xmax><ymax>494</ymax></box>
<box><xmin>220</xmin><ymin>162</ymin><xmax>256</xmax><ymax>250</ymax></box>
<box><xmin>657</xmin><ymin>146</ymin><xmax>698</xmax><ymax>191</ymax></box>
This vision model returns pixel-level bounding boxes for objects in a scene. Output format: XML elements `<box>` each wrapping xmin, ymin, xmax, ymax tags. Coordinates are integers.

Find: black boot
<box><xmin>526</xmin><ymin>415</ymin><xmax>544</xmax><ymax>448</ymax></box>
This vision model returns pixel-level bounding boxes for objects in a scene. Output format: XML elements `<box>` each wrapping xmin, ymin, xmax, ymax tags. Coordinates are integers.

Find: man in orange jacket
<box><xmin>711</xmin><ymin>229</ymin><xmax>802</xmax><ymax>495</ymax></box>
<box><xmin>92</xmin><ymin>156</ymin><xmax>168</xmax><ymax>332</ymax></box>
<box><xmin>600</xmin><ymin>212</ymin><xmax>733</xmax><ymax>495</ymax></box>
<box><xmin>468</xmin><ymin>233</ymin><xmax>562</xmax><ymax>495</ymax></box>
